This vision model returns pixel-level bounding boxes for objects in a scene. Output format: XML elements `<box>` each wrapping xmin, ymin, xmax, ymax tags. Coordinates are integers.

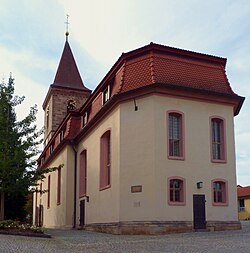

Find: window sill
<box><xmin>211</xmin><ymin>159</ymin><xmax>227</xmax><ymax>164</ymax></box>
<box><xmin>168</xmin><ymin>201</ymin><xmax>186</xmax><ymax>206</ymax></box>
<box><xmin>99</xmin><ymin>185</ymin><xmax>111</xmax><ymax>191</ymax></box>
<box><xmin>168</xmin><ymin>155</ymin><xmax>185</xmax><ymax>161</ymax></box>
<box><xmin>212</xmin><ymin>202</ymin><xmax>228</xmax><ymax>206</ymax></box>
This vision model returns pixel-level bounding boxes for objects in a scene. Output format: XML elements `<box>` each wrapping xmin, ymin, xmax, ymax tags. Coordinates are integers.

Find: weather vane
<box><xmin>65</xmin><ymin>14</ymin><xmax>70</xmax><ymax>40</ymax></box>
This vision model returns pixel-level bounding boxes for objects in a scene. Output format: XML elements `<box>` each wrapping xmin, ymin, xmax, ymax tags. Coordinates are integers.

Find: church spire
<box><xmin>52</xmin><ymin>15</ymin><xmax>89</xmax><ymax>91</ymax></box>
<box><xmin>53</xmin><ymin>39</ymin><xmax>89</xmax><ymax>91</ymax></box>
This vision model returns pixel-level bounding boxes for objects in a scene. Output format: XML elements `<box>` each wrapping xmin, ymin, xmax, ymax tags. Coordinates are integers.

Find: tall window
<box><xmin>57</xmin><ymin>167</ymin><xmax>61</xmax><ymax>205</ymax></box>
<box><xmin>212</xmin><ymin>180</ymin><xmax>228</xmax><ymax>205</ymax></box>
<box><xmin>46</xmin><ymin>107</ymin><xmax>49</xmax><ymax>130</ymax></box>
<box><xmin>59</xmin><ymin>130</ymin><xmax>64</xmax><ymax>142</ymax></box>
<box><xmin>211</xmin><ymin>118</ymin><xmax>225</xmax><ymax>161</ymax></box>
<box><xmin>168</xmin><ymin>112</ymin><xmax>184</xmax><ymax>159</ymax></box>
<box><xmin>100</xmin><ymin>130</ymin><xmax>111</xmax><ymax>190</ymax></box>
<box><xmin>82</xmin><ymin>113</ymin><xmax>88</xmax><ymax>127</ymax></box>
<box><xmin>47</xmin><ymin>175</ymin><xmax>51</xmax><ymax>209</ymax></box>
<box><xmin>79</xmin><ymin>150</ymin><xmax>87</xmax><ymax>197</ymax></box>
<box><xmin>102</xmin><ymin>86</ymin><xmax>110</xmax><ymax>105</ymax></box>
<box><xmin>168</xmin><ymin>177</ymin><xmax>185</xmax><ymax>205</ymax></box>
<box><xmin>40</xmin><ymin>183</ymin><xmax>42</xmax><ymax>197</ymax></box>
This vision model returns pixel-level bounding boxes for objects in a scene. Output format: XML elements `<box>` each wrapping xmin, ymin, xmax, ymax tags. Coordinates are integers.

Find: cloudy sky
<box><xmin>0</xmin><ymin>0</ymin><xmax>249</xmax><ymax>186</ymax></box>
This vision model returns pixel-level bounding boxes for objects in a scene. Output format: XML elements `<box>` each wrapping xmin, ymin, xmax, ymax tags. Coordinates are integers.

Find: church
<box><xmin>33</xmin><ymin>33</ymin><xmax>244</xmax><ymax>234</ymax></box>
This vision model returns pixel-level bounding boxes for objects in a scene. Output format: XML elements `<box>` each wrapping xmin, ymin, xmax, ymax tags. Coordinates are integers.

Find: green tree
<box><xmin>0</xmin><ymin>74</ymin><xmax>59</xmax><ymax>221</ymax></box>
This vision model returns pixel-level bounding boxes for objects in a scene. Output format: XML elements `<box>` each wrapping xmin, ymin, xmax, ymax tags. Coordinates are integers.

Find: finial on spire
<box><xmin>65</xmin><ymin>14</ymin><xmax>70</xmax><ymax>40</ymax></box>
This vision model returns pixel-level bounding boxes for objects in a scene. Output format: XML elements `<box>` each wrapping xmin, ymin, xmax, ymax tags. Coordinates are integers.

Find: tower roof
<box><xmin>53</xmin><ymin>40</ymin><xmax>89</xmax><ymax>91</ymax></box>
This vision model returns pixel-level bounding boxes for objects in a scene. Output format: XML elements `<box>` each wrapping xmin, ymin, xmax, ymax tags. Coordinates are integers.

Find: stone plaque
<box><xmin>131</xmin><ymin>185</ymin><xmax>142</xmax><ymax>193</ymax></box>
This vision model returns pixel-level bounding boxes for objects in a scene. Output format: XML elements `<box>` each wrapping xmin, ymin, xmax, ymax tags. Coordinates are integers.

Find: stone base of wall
<box><xmin>83</xmin><ymin>220</ymin><xmax>241</xmax><ymax>235</ymax></box>
<box><xmin>206</xmin><ymin>221</ymin><xmax>241</xmax><ymax>231</ymax></box>
<box><xmin>84</xmin><ymin>221</ymin><xmax>193</xmax><ymax>235</ymax></box>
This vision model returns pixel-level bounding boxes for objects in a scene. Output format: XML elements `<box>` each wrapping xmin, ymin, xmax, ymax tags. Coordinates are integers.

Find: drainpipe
<box><xmin>70</xmin><ymin>141</ymin><xmax>77</xmax><ymax>229</ymax></box>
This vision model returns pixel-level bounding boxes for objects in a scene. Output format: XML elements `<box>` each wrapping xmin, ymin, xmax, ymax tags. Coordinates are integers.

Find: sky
<box><xmin>0</xmin><ymin>0</ymin><xmax>249</xmax><ymax>186</ymax></box>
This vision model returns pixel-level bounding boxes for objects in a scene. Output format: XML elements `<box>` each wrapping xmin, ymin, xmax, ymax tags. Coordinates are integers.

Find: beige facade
<box><xmin>34</xmin><ymin>146</ymin><xmax>75</xmax><ymax>228</ymax></box>
<box><xmin>34</xmin><ymin>41</ymin><xmax>244</xmax><ymax>234</ymax></box>
<box><xmin>119</xmin><ymin>95</ymin><xmax>238</xmax><ymax>222</ymax></box>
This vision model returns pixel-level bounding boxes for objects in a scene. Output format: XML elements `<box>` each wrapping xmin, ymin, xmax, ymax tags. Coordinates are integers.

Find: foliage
<box><xmin>0</xmin><ymin>74</ymin><xmax>61</xmax><ymax>220</ymax></box>
<box><xmin>0</xmin><ymin>219</ymin><xmax>43</xmax><ymax>233</ymax></box>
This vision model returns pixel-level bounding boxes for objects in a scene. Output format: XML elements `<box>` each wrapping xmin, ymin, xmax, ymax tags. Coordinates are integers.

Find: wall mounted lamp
<box><xmin>133</xmin><ymin>98</ymin><xmax>138</xmax><ymax>111</ymax></box>
<box><xmin>197</xmin><ymin>181</ymin><xmax>203</xmax><ymax>189</ymax></box>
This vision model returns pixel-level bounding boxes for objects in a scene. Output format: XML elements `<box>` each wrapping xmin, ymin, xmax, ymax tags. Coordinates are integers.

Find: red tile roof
<box><xmin>238</xmin><ymin>186</ymin><xmax>250</xmax><ymax>197</ymax></box>
<box><xmin>118</xmin><ymin>44</ymin><xmax>235</xmax><ymax>95</ymax></box>
<box><xmin>53</xmin><ymin>41</ymin><xmax>89</xmax><ymax>91</ymax></box>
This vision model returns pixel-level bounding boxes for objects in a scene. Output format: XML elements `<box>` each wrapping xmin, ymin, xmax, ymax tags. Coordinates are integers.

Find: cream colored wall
<box><xmin>76</xmin><ymin>107</ymin><xmax>120</xmax><ymax>225</ymax></box>
<box><xmin>119</xmin><ymin>95</ymin><xmax>238</xmax><ymax>222</ymax></box>
<box><xmin>119</xmin><ymin>96</ymin><xmax>157</xmax><ymax>221</ymax></box>
<box><xmin>36</xmin><ymin>146</ymin><xmax>74</xmax><ymax>228</ymax></box>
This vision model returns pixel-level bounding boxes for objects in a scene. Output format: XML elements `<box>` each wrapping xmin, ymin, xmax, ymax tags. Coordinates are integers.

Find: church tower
<box><xmin>42</xmin><ymin>34</ymin><xmax>91</xmax><ymax>145</ymax></box>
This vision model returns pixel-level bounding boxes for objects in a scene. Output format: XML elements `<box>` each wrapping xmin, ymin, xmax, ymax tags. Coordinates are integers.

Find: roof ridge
<box><xmin>118</xmin><ymin>61</ymin><xmax>126</xmax><ymax>94</ymax></box>
<box><xmin>150</xmin><ymin>52</ymin><xmax>156</xmax><ymax>83</ymax></box>
<box><xmin>122</xmin><ymin>42</ymin><xmax>227</xmax><ymax>67</ymax></box>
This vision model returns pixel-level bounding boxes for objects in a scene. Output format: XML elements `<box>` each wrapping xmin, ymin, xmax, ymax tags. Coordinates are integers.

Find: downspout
<box><xmin>70</xmin><ymin>141</ymin><xmax>77</xmax><ymax>229</ymax></box>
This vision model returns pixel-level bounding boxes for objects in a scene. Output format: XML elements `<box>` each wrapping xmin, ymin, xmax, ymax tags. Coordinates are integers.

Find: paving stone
<box><xmin>0</xmin><ymin>221</ymin><xmax>249</xmax><ymax>253</ymax></box>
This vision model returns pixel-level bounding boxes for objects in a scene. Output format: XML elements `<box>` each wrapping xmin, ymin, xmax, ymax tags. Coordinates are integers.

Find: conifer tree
<box><xmin>0</xmin><ymin>75</ymin><xmax>58</xmax><ymax>221</ymax></box>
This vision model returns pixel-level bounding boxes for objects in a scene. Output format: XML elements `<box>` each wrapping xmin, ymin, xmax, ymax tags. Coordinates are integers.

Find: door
<box><xmin>38</xmin><ymin>204</ymin><xmax>43</xmax><ymax>227</ymax></box>
<box><xmin>193</xmin><ymin>194</ymin><xmax>206</xmax><ymax>230</ymax></box>
<box><xmin>79</xmin><ymin>200</ymin><xmax>85</xmax><ymax>227</ymax></box>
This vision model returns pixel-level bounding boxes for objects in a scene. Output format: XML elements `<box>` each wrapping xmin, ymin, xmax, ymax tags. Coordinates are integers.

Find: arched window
<box><xmin>79</xmin><ymin>150</ymin><xmax>87</xmax><ymax>197</ymax></box>
<box><xmin>47</xmin><ymin>175</ymin><xmax>51</xmax><ymax>209</ymax></box>
<box><xmin>168</xmin><ymin>177</ymin><xmax>186</xmax><ymax>205</ymax></box>
<box><xmin>168</xmin><ymin>112</ymin><xmax>184</xmax><ymax>159</ymax></box>
<box><xmin>211</xmin><ymin>117</ymin><xmax>226</xmax><ymax>161</ymax></box>
<box><xmin>46</xmin><ymin>107</ymin><xmax>49</xmax><ymax>130</ymax></box>
<box><xmin>212</xmin><ymin>179</ymin><xmax>228</xmax><ymax>206</ymax></box>
<box><xmin>100</xmin><ymin>130</ymin><xmax>111</xmax><ymax>190</ymax></box>
<box><xmin>57</xmin><ymin>167</ymin><xmax>61</xmax><ymax>205</ymax></box>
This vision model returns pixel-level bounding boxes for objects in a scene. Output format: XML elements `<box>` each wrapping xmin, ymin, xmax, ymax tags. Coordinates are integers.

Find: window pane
<box><xmin>175</xmin><ymin>190</ymin><xmax>180</xmax><ymax>202</ymax></box>
<box><xmin>213</xmin><ymin>181</ymin><xmax>225</xmax><ymax>203</ymax></box>
<box><xmin>169</xmin><ymin>179</ymin><xmax>183</xmax><ymax>202</ymax></box>
<box><xmin>100</xmin><ymin>131</ymin><xmax>111</xmax><ymax>188</ymax></box>
<box><xmin>170</xmin><ymin>190</ymin><xmax>174</xmax><ymax>201</ymax></box>
<box><xmin>217</xmin><ymin>192</ymin><xmax>223</xmax><ymax>202</ymax></box>
<box><xmin>169</xmin><ymin>113</ymin><xmax>181</xmax><ymax>157</ymax></box>
<box><xmin>211</xmin><ymin>119</ymin><xmax>224</xmax><ymax>160</ymax></box>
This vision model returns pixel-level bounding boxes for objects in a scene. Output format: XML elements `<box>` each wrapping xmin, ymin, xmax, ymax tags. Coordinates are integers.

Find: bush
<box><xmin>0</xmin><ymin>220</ymin><xmax>43</xmax><ymax>233</ymax></box>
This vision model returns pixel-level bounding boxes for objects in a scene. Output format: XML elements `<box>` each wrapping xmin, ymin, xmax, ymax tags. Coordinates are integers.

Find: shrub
<box><xmin>0</xmin><ymin>220</ymin><xmax>43</xmax><ymax>233</ymax></box>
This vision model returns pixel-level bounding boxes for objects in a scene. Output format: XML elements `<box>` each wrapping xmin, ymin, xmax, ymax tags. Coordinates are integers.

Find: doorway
<box><xmin>193</xmin><ymin>194</ymin><xmax>206</xmax><ymax>230</ymax></box>
<box><xmin>79</xmin><ymin>200</ymin><xmax>85</xmax><ymax>227</ymax></box>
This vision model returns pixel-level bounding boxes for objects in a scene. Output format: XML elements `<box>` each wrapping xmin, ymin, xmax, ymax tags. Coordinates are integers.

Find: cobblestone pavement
<box><xmin>1</xmin><ymin>221</ymin><xmax>250</xmax><ymax>253</ymax></box>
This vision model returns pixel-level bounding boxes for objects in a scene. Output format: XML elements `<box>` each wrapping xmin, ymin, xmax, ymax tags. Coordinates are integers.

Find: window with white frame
<box><xmin>82</xmin><ymin>113</ymin><xmax>88</xmax><ymax>127</ymax></box>
<box><xmin>102</xmin><ymin>86</ymin><xmax>110</xmax><ymax>105</ymax></box>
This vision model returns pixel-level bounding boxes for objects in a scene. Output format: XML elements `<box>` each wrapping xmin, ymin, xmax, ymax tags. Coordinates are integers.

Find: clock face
<box><xmin>67</xmin><ymin>99</ymin><xmax>76</xmax><ymax>110</ymax></box>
